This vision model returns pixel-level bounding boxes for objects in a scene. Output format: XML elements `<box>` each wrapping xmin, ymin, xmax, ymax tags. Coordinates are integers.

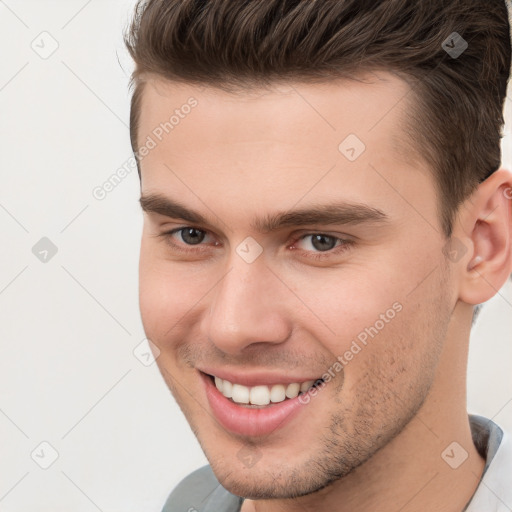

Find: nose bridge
<box><xmin>204</xmin><ymin>252</ymin><xmax>290</xmax><ymax>353</ymax></box>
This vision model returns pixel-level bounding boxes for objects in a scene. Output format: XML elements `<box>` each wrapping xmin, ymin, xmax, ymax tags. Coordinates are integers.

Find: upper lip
<box><xmin>198</xmin><ymin>367</ymin><xmax>323</xmax><ymax>387</ymax></box>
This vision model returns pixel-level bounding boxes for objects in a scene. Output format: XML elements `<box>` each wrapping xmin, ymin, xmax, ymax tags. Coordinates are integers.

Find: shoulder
<box><xmin>465</xmin><ymin>416</ymin><xmax>512</xmax><ymax>511</ymax></box>
<box><xmin>161</xmin><ymin>464</ymin><xmax>236</xmax><ymax>512</ymax></box>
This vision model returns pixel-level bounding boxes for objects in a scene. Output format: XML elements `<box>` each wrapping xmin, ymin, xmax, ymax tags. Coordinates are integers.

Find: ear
<box><xmin>453</xmin><ymin>168</ymin><xmax>512</xmax><ymax>305</ymax></box>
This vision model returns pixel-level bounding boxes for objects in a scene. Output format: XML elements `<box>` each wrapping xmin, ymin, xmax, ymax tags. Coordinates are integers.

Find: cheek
<box><xmin>138</xmin><ymin>241</ymin><xmax>214</xmax><ymax>342</ymax></box>
<box><xmin>139</xmin><ymin>240</ymin><xmax>183</xmax><ymax>340</ymax></box>
<box><xmin>347</xmin><ymin>268</ymin><xmax>449</xmax><ymax>395</ymax></box>
<box><xmin>287</xmin><ymin>265</ymin><xmax>407</xmax><ymax>356</ymax></box>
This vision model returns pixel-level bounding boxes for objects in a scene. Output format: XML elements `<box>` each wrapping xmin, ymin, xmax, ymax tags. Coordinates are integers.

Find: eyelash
<box><xmin>157</xmin><ymin>226</ymin><xmax>354</xmax><ymax>261</ymax></box>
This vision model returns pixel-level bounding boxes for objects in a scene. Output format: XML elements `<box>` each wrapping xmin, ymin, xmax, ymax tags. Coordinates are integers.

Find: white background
<box><xmin>0</xmin><ymin>1</ymin><xmax>510</xmax><ymax>511</ymax></box>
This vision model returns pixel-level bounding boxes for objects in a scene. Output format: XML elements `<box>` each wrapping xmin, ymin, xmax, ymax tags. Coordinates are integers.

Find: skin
<box><xmin>136</xmin><ymin>72</ymin><xmax>512</xmax><ymax>511</ymax></box>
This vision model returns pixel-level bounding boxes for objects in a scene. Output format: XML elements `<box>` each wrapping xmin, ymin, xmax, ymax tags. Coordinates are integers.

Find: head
<box><xmin>125</xmin><ymin>0</ymin><xmax>512</xmax><ymax>500</ymax></box>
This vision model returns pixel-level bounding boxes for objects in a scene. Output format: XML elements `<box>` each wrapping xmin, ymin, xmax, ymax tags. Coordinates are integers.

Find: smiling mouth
<box><xmin>205</xmin><ymin>373</ymin><xmax>325</xmax><ymax>407</ymax></box>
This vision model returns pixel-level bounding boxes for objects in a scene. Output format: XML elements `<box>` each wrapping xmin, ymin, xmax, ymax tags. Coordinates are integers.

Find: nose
<box><xmin>201</xmin><ymin>253</ymin><xmax>292</xmax><ymax>355</ymax></box>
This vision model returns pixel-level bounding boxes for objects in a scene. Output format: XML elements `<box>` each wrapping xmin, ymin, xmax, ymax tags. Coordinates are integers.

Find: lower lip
<box><xmin>201</xmin><ymin>372</ymin><xmax>309</xmax><ymax>437</ymax></box>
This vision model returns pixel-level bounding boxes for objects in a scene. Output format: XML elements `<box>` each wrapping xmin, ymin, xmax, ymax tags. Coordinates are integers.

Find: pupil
<box><xmin>182</xmin><ymin>228</ymin><xmax>205</xmax><ymax>245</ymax></box>
<box><xmin>312</xmin><ymin>234</ymin><xmax>336</xmax><ymax>252</ymax></box>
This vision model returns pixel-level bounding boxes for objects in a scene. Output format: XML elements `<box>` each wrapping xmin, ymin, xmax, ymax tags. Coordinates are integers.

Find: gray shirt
<box><xmin>162</xmin><ymin>414</ymin><xmax>508</xmax><ymax>512</ymax></box>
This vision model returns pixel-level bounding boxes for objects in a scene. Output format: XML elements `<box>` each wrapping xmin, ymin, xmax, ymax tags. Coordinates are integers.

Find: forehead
<box><xmin>136</xmin><ymin>72</ymin><xmax>434</xmax><ymax>226</ymax></box>
<box><xmin>142</xmin><ymin>71</ymin><xmax>412</xmax><ymax>134</ymax></box>
<box><xmin>137</xmin><ymin>72</ymin><xmax>419</xmax><ymax>168</ymax></box>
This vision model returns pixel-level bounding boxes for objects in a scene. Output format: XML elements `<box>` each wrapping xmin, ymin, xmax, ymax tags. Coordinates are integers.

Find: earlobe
<box><xmin>456</xmin><ymin>168</ymin><xmax>512</xmax><ymax>305</ymax></box>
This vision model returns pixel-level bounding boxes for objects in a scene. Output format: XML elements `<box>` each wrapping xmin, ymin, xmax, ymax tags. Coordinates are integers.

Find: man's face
<box><xmin>137</xmin><ymin>73</ymin><xmax>455</xmax><ymax>499</ymax></box>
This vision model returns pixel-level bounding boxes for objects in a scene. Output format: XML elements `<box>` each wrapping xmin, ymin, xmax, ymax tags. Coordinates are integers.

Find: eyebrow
<box><xmin>139</xmin><ymin>193</ymin><xmax>390</xmax><ymax>233</ymax></box>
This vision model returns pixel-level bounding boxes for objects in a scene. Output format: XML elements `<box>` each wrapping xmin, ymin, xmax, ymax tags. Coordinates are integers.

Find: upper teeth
<box><xmin>214</xmin><ymin>376</ymin><xmax>317</xmax><ymax>405</ymax></box>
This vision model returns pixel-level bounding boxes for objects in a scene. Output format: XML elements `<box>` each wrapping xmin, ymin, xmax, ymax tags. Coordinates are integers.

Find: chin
<box><xmin>207</xmin><ymin>454</ymin><xmax>344</xmax><ymax>500</ymax></box>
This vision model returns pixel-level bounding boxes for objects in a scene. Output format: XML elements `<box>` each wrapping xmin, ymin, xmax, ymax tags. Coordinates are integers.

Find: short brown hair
<box><xmin>124</xmin><ymin>0</ymin><xmax>511</xmax><ymax>237</ymax></box>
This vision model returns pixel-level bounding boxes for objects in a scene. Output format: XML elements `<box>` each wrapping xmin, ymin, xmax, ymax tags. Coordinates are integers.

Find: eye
<box><xmin>290</xmin><ymin>233</ymin><xmax>354</xmax><ymax>261</ymax></box>
<box><xmin>296</xmin><ymin>234</ymin><xmax>339</xmax><ymax>252</ymax></box>
<box><xmin>174</xmin><ymin>227</ymin><xmax>208</xmax><ymax>245</ymax></box>
<box><xmin>158</xmin><ymin>226</ymin><xmax>218</xmax><ymax>252</ymax></box>
<box><xmin>157</xmin><ymin>226</ymin><xmax>353</xmax><ymax>261</ymax></box>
